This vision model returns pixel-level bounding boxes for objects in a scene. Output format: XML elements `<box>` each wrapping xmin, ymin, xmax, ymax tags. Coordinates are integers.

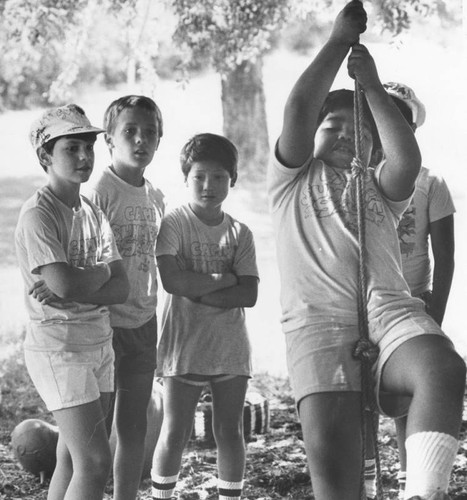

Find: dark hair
<box><xmin>103</xmin><ymin>95</ymin><xmax>163</xmax><ymax>137</ymax></box>
<box><xmin>389</xmin><ymin>96</ymin><xmax>413</xmax><ymax>127</ymax></box>
<box><xmin>39</xmin><ymin>132</ymin><xmax>97</xmax><ymax>172</ymax></box>
<box><xmin>318</xmin><ymin>89</ymin><xmax>381</xmax><ymax>151</ymax></box>
<box><xmin>180</xmin><ymin>133</ymin><xmax>238</xmax><ymax>182</ymax></box>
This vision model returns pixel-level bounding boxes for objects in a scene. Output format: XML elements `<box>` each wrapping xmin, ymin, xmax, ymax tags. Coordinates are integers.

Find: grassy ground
<box><xmin>1</xmin><ymin>346</ymin><xmax>467</xmax><ymax>499</ymax></box>
<box><xmin>1</xmin><ymin>36</ymin><xmax>467</xmax><ymax>499</ymax></box>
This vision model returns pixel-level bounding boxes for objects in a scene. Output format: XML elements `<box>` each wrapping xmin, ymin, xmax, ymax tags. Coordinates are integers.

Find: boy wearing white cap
<box><xmin>386</xmin><ymin>83</ymin><xmax>457</xmax><ymax>499</ymax></box>
<box><xmin>15</xmin><ymin>104</ymin><xmax>129</xmax><ymax>500</ymax></box>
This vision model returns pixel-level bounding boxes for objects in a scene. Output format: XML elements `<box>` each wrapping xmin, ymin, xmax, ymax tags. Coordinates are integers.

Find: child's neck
<box><xmin>189</xmin><ymin>203</ymin><xmax>224</xmax><ymax>226</ymax></box>
<box><xmin>47</xmin><ymin>180</ymin><xmax>81</xmax><ymax>210</ymax></box>
<box><xmin>111</xmin><ymin>164</ymin><xmax>145</xmax><ymax>187</ymax></box>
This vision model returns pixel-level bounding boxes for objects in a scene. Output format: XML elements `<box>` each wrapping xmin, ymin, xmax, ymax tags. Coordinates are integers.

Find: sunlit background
<box><xmin>0</xmin><ymin>1</ymin><xmax>465</xmax><ymax>376</ymax></box>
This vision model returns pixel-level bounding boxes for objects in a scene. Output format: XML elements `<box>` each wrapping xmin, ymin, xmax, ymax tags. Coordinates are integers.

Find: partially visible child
<box><xmin>150</xmin><ymin>133</ymin><xmax>259</xmax><ymax>500</ymax></box>
<box><xmin>385</xmin><ymin>82</ymin><xmax>456</xmax><ymax>499</ymax></box>
<box><xmin>384</xmin><ymin>82</ymin><xmax>455</xmax><ymax>326</ymax></box>
<box><xmin>267</xmin><ymin>1</ymin><xmax>465</xmax><ymax>499</ymax></box>
<box><xmin>85</xmin><ymin>95</ymin><xmax>165</xmax><ymax>500</ymax></box>
<box><xmin>15</xmin><ymin>104</ymin><xmax>129</xmax><ymax>500</ymax></box>
<box><xmin>364</xmin><ymin>82</ymin><xmax>457</xmax><ymax>500</ymax></box>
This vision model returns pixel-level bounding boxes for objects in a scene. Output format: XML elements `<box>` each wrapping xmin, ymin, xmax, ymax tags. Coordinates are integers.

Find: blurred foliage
<box><xmin>172</xmin><ymin>0</ymin><xmax>289</xmax><ymax>76</ymax></box>
<box><xmin>0</xmin><ymin>0</ymin><xmax>461</xmax><ymax>109</ymax></box>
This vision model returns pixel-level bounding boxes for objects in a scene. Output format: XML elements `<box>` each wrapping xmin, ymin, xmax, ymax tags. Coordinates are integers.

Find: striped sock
<box><xmin>404</xmin><ymin>431</ymin><xmax>458</xmax><ymax>499</ymax></box>
<box><xmin>218</xmin><ymin>478</ymin><xmax>243</xmax><ymax>500</ymax></box>
<box><xmin>151</xmin><ymin>472</ymin><xmax>179</xmax><ymax>499</ymax></box>
<box><xmin>397</xmin><ymin>471</ymin><xmax>406</xmax><ymax>500</ymax></box>
<box><xmin>364</xmin><ymin>458</ymin><xmax>376</xmax><ymax>498</ymax></box>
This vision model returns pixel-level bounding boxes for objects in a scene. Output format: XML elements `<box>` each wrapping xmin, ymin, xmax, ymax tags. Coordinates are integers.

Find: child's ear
<box><xmin>37</xmin><ymin>147</ymin><xmax>52</xmax><ymax>168</ymax></box>
<box><xmin>230</xmin><ymin>173</ymin><xmax>238</xmax><ymax>188</ymax></box>
<box><xmin>104</xmin><ymin>133</ymin><xmax>114</xmax><ymax>149</ymax></box>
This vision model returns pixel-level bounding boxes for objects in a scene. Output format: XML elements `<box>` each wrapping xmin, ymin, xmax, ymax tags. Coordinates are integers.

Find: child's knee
<box><xmin>431</xmin><ymin>350</ymin><xmax>466</xmax><ymax>392</ymax></box>
<box><xmin>78</xmin><ymin>447</ymin><xmax>112</xmax><ymax>480</ymax></box>
<box><xmin>213</xmin><ymin>420</ymin><xmax>243</xmax><ymax>445</ymax></box>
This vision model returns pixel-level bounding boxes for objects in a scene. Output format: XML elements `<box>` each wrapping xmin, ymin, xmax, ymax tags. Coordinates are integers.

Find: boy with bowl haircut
<box><xmin>267</xmin><ymin>1</ymin><xmax>465</xmax><ymax>498</ymax></box>
<box><xmin>151</xmin><ymin>133</ymin><xmax>259</xmax><ymax>500</ymax></box>
<box><xmin>15</xmin><ymin>104</ymin><xmax>129</xmax><ymax>500</ymax></box>
<box><xmin>86</xmin><ymin>95</ymin><xmax>165</xmax><ymax>500</ymax></box>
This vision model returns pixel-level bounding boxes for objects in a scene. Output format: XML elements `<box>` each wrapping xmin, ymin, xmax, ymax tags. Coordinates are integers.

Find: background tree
<box><xmin>0</xmin><ymin>0</ymin><xmax>461</xmax><ymax>179</ymax></box>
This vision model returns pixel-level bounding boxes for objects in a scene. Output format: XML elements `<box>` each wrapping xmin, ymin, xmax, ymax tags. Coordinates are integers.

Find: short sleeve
<box><xmin>233</xmin><ymin>224</ymin><xmax>259</xmax><ymax>278</ymax></box>
<box><xmin>156</xmin><ymin>214</ymin><xmax>181</xmax><ymax>257</ymax></box>
<box><xmin>427</xmin><ymin>174</ymin><xmax>455</xmax><ymax>223</ymax></box>
<box><xmin>97</xmin><ymin>208</ymin><xmax>121</xmax><ymax>264</ymax></box>
<box><xmin>19</xmin><ymin>207</ymin><xmax>68</xmax><ymax>274</ymax></box>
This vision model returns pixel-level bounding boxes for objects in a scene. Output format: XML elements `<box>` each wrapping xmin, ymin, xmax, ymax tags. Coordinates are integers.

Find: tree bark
<box><xmin>221</xmin><ymin>58</ymin><xmax>269</xmax><ymax>185</ymax></box>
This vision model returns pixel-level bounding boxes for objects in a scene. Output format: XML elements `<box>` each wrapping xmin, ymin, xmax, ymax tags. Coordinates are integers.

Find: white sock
<box><xmin>151</xmin><ymin>472</ymin><xmax>179</xmax><ymax>499</ymax></box>
<box><xmin>364</xmin><ymin>458</ymin><xmax>376</xmax><ymax>498</ymax></box>
<box><xmin>404</xmin><ymin>431</ymin><xmax>458</xmax><ymax>499</ymax></box>
<box><xmin>218</xmin><ymin>478</ymin><xmax>243</xmax><ymax>499</ymax></box>
<box><xmin>397</xmin><ymin>471</ymin><xmax>407</xmax><ymax>500</ymax></box>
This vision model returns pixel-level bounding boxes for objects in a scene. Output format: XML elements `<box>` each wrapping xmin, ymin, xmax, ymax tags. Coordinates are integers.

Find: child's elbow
<box><xmin>244</xmin><ymin>289</ymin><xmax>258</xmax><ymax>308</ymax></box>
<box><xmin>116</xmin><ymin>279</ymin><xmax>130</xmax><ymax>304</ymax></box>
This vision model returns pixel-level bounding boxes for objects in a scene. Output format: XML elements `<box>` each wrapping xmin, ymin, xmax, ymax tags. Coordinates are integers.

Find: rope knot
<box><xmin>353</xmin><ymin>338</ymin><xmax>379</xmax><ymax>364</ymax></box>
<box><xmin>351</xmin><ymin>156</ymin><xmax>365</xmax><ymax>178</ymax></box>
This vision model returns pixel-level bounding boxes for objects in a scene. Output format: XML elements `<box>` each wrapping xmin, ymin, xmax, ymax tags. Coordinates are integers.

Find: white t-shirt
<box><xmin>397</xmin><ymin>166</ymin><xmax>455</xmax><ymax>295</ymax></box>
<box><xmin>156</xmin><ymin>204</ymin><xmax>259</xmax><ymax>377</ymax></box>
<box><xmin>267</xmin><ymin>153</ymin><xmax>421</xmax><ymax>334</ymax></box>
<box><xmin>15</xmin><ymin>186</ymin><xmax>121</xmax><ymax>351</ymax></box>
<box><xmin>86</xmin><ymin>167</ymin><xmax>165</xmax><ymax>328</ymax></box>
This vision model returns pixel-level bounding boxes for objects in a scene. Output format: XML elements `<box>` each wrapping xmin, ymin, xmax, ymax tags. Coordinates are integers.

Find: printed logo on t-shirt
<box><xmin>110</xmin><ymin>204</ymin><xmax>160</xmax><ymax>265</ymax></box>
<box><xmin>190</xmin><ymin>241</ymin><xmax>234</xmax><ymax>274</ymax></box>
<box><xmin>398</xmin><ymin>204</ymin><xmax>416</xmax><ymax>257</ymax></box>
<box><xmin>301</xmin><ymin>168</ymin><xmax>385</xmax><ymax>235</ymax></box>
<box><xmin>69</xmin><ymin>235</ymin><xmax>99</xmax><ymax>267</ymax></box>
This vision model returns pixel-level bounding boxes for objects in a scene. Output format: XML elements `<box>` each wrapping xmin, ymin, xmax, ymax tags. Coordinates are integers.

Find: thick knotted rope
<box><xmin>351</xmin><ymin>79</ymin><xmax>383</xmax><ymax>500</ymax></box>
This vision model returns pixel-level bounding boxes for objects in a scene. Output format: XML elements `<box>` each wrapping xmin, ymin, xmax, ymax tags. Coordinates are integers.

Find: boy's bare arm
<box><xmin>348</xmin><ymin>45</ymin><xmax>421</xmax><ymax>200</ymax></box>
<box><xmin>198</xmin><ymin>275</ymin><xmax>259</xmax><ymax>309</ymax></box>
<box><xmin>157</xmin><ymin>254</ymin><xmax>237</xmax><ymax>300</ymax></box>
<box><xmin>37</xmin><ymin>260</ymin><xmax>112</xmax><ymax>299</ymax></box>
<box><xmin>428</xmin><ymin>214</ymin><xmax>455</xmax><ymax>325</ymax></box>
<box><xmin>278</xmin><ymin>0</ymin><xmax>366</xmax><ymax>168</ymax></box>
<box><xmin>31</xmin><ymin>260</ymin><xmax>129</xmax><ymax>305</ymax></box>
<box><xmin>73</xmin><ymin>260</ymin><xmax>129</xmax><ymax>305</ymax></box>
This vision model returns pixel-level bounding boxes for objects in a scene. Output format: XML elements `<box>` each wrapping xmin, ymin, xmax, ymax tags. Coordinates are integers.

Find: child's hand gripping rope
<box><xmin>330</xmin><ymin>0</ymin><xmax>367</xmax><ymax>47</ymax></box>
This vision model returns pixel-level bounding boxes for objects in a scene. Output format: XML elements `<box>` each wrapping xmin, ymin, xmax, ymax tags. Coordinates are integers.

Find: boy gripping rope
<box><xmin>267</xmin><ymin>2</ymin><xmax>465</xmax><ymax>499</ymax></box>
<box><xmin>150</xmin><ymin>133</ymin><xmax>259</xmax><ymax>500</ymax></box>
<box><xmin>386</xmin><ymin>82</ymin><xmax>456</xmax><ymax>499</ymax></box>
<box><xmin>15</xmin><ymin>104</ymin><xmax>129</xmax><ymax>500</ymax></box>
<box><xmin>86</xmin><ymin>95</ymin><xmax>165</xmax><ymax>500</ymax></box>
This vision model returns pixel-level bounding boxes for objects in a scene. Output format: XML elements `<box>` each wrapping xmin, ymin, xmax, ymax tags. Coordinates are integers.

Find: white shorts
<box><xmin>24</xmin><ymin>343</ymin><xmax>114</xmax><ymax>412</ymax></box>
<box><xmin>286</xmin><ymin>304</ymin><xmax>447</xmax><ymax>418</ymax></box>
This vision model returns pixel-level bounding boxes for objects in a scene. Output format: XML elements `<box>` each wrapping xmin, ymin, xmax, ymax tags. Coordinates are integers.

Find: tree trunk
<box><xmin>221</xmin><ymin>58</ymin><xmax>269</xmax><ymax>185</ymax></box>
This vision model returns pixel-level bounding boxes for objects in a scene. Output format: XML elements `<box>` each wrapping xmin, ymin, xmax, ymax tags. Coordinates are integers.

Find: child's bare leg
<box><xmin>52</xmin><ymin>394</ymin><xmax>111</xmax><ymax>500</ymax></box>
<box><xmin>151</xmin><ymin>378</ymin><xmax>203</xmax><ymax>498</ymax></box>
<box><xmin>364</xmin><ymin>410</ymin><xmax>379</xmax><ymax>499</ymax></box>
<box><xmin>394</xmin><ymin>416</ymin><xmax>408</xmax><ymax>498</ymax></box>
<box><xmin>298</xmin><ymin>391</ymin><xmax>362</xmax><ymax>500</ymax></box>
<box><xmin>211</xmin><ymin>376</ymin><xmax>249</xmax><ymax>497</ymax></box>
<box><xmin>47</xmin><ymin>434</ymin><xmax>72</xmax><ymax>500</ymax></box>
<box><xmin>113</xmin><ymin>371</ymin><xmax>154</xmax><ymax>500</ymax></box>
<box><xmin>381</xmin><ymin>335</ymin><xmax>466</xmax><ymax>498</ymax></box>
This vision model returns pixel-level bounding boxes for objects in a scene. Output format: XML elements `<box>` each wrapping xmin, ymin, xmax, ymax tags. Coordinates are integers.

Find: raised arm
<box><xmin>278</xmin><ymin>0</ymin><xmax>367</xmax><ymax>168</ymax></box>
<box><xmin>157</xmin><ymin>254</ymin><xmax>237</xmax><ymax>300</ymax></box>
<box><xmin>347</xmin><ymin>44</ymin><xmax>421</xmax><ymax>200</ymax></box>
<box><xmin>198</xmin><ymin>275</ymin><xmax>258</xmax><ymax>309</ymax></box>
